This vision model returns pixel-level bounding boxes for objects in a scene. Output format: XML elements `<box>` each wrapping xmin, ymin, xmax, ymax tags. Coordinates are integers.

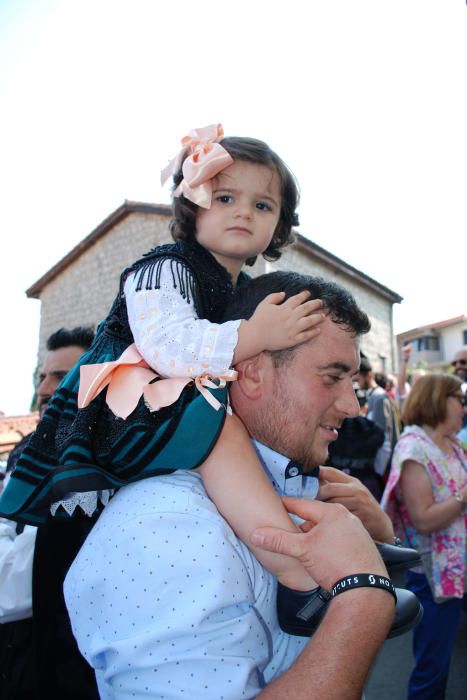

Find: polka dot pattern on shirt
<box><xmin>65</xmin><ymin>468</ymin><xmax>307</xmax><ymax>698</ymax></box>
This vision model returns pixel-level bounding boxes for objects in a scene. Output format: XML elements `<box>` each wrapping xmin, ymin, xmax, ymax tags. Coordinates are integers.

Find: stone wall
<box><xmin>37</xmin><ymin>211</ymin><xmax>171</xmax><ymax>363</ymax></box>
<box><xmin>35</xmin><ymin>210</ymin><xmax>397</xmax><ymax>376</ymax></box>
<box><xmin>270</xmin><ymin>246</ymin><xmax>396</xmax><ymax>372</ymax></box>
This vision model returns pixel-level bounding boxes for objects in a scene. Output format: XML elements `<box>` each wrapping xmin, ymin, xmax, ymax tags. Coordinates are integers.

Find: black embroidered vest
<box><xmin>101</xmin><ymin>238</ymin><xmax>248</xmax><ymax>347</ymax></box>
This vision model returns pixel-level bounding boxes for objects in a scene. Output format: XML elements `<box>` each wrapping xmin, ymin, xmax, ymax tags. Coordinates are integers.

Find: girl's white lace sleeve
<box><xmin>124</xmin><ymin>262</ymin><xmax>241</xmax><ymax>378</ymax></box>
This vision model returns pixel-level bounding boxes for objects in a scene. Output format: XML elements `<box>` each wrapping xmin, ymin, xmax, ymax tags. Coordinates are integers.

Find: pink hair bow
<box><xmin>78</xmin><ymin>343</ymin><xmax>237</xmax><ymax>419</ymax></box>
<box><xmin>161</xmin><ymin>123</ymin><xmax>233</xmax><ymax>209</ymax></box>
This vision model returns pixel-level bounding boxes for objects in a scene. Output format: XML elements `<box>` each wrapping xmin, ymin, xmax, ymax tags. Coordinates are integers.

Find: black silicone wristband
<box><xmin>331</xmin><ymin>573</ymin><xmax>397</xmax><ymax>604</ymax></box>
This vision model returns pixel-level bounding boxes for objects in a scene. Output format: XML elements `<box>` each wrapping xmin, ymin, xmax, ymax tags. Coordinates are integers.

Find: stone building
<box><xmin>27</xmin><ymin>201</ymin><xmax>402</xmax><ymax>373</ymax></box>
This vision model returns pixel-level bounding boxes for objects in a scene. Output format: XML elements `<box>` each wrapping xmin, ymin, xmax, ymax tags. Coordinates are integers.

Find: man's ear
<box><xmin>233</xmin><ymin>353</ymin><xmax>271</xmax><ymax>401</ymax></box>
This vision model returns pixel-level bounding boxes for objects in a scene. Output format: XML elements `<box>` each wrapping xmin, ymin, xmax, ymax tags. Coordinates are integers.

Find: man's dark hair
<box><xmin>359</xmin><ymin>353</ymin><xmax>372</xmax><ymax>375</ymax></box>
<box><xmin>46</xmin><ymin>326</ymin><xmax>94</xmax><ymax>352</ymax></box>
<box><xmin>374</xmin><ymin>372</ymin><xmax>388</xmax><ymax>389</ymax></box>
<box><xmin>224</xmin><ymin>272</ymin><xmax>370</xmax><ymax>363</ymax></box>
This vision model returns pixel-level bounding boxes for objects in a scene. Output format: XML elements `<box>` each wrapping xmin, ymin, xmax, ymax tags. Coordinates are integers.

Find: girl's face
<box><xmin>195</xmin><ymin>160</ymin><xmax>281</xmax><ymax>281</ymax></box>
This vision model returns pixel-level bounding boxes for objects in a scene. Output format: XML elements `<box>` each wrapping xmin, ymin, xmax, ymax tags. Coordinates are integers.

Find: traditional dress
<box><xmin>0</xmin><ymin>239</ymin><xmax>247</xmax><ymax>525</ymax></box>
<box><xmin>382</xmin><ymin>424</ymin><xmax>467</xmax><ymax>601</ymax></box>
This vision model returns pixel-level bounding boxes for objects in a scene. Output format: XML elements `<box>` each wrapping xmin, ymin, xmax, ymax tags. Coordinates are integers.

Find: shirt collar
<box><xmin>252</xmin><ymin>441</ymin><xmax>319</xmax><ymax>500</ymax></box>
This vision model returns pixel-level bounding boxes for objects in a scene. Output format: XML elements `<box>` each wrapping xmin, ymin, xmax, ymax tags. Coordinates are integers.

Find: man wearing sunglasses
<box><xmin>452</xmin><ymin>346</ymin><xmax>467</xmax><ymax>433</ymax></box>
<box><xmin>452</xmin><ymin>346</ymin><xmax>467</xmax><ymax>384</ymax></box>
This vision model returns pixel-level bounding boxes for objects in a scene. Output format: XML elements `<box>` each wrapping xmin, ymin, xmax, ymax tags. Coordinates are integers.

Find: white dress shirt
<box><xmin>64</xmin><ymin>443</ymin><xmax>319</xmax><ymax>699</ymax></box>
<box><xmin>0</xmin><ymin>472</ymin><xmax>37</xmax><ymax>623</ymax></box>
<box><xmin>0</xmin><ymin>516</ymin><xmax>36</xmax><ymax>623</ymax></box>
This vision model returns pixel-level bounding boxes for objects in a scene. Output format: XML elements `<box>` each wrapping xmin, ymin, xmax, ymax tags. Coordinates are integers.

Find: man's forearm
<box><xmin>257</xmin><ymin>588</ymin><xmax>393</xmax><ymax>700</ymax></box>
<box><xmin>252</xmin><ymin>498</ymin><xmax>395</xmax><ymax>699</ymax></box>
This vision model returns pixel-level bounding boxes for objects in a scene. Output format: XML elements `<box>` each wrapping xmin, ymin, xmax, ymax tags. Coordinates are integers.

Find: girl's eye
<box><xmin>216</xmin><ymin>194</ymin><xmax>233</xmax><ymax>204</ymax></box>
<box><xmin>256</xmin><ymin>202</ymin><xmax>272</xmax><ymax>212</ymax></box>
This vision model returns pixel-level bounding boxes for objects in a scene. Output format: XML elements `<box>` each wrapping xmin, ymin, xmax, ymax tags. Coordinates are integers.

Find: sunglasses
<box><xmin>452</xmin><ymin>359</ymin><xmax>467</xmax><ymax>367</ymax></box>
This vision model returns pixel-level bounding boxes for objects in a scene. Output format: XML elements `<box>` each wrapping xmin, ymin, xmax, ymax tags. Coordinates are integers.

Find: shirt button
<box><xmin>285</xmin><ymin>460</ymin><xmax>303</xmax><ymax>478</ymax></box>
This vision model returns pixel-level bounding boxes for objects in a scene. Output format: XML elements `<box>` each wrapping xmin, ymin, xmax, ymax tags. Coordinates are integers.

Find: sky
<box><xmin>1</xmin><ymin>0</ymin><xmax>466</xmax><ymax>416</ymax></box>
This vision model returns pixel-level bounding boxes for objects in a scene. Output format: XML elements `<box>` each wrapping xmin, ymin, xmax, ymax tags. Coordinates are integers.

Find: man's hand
<box><xmin>317</xmin><ymin>466</ymin><xmax>394</xmax><ymax>543</ymax></box>
<box><xmin>251</xmin><ymin>497</ymin><xmax>387</xmax><ymax>592</ymax></box>
<box><xmin>401</xmin><ymin>343</ymin><xmax>412</xmax><ymax>363</ymax></box>
<box><xmin>254</xmin><ymin>497</ymin><xmax>394</xmax><ymax>700</ymax></box>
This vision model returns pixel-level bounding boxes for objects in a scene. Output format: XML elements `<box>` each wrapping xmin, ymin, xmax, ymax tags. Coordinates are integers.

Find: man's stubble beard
<box><xmin>248</xmin><ymin>375</ymin><xmax>323</xmax><ymax>472</ymax></box>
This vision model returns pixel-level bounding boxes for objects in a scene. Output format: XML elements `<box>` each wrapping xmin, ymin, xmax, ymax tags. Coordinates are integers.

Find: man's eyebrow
<box><xmin>318</xmin><ymin>362</ymin><xmax>353</xmax><ymax>373</ymax></box>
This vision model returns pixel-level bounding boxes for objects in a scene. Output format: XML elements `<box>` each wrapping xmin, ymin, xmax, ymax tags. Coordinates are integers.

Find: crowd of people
<box><xmin>331</xmin><ymin>345</ymin><xmax>467</xmax><ymax>698</ymax></box>
<box><xmin>0</xmin><ymin>125</ymin><xmax>465</xmax><ymax>699</ymax></box>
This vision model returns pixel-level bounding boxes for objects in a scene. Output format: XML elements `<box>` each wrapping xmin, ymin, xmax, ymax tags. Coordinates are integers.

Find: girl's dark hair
<box><xmin>169</xmin><ymin>136</ymin><xmax>299</xmax><ymax>265</ymax></box>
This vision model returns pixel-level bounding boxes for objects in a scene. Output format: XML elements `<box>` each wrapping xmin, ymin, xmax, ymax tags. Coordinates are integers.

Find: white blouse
<box><xmin>124</xmin><ymin>260</ymin><xmax>241</xmax><ymax>378</ymax></box>
<box><xmin>64</xmin><ymin>443</ymin><xmax>316</xmax><ymax>699</ymax></box>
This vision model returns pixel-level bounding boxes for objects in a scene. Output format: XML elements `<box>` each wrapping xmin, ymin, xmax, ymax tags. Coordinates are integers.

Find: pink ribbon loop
<box><xmin>78</xmin><ymin>344</ymin><xmax>159</xmax><ymax>419</ymax></box>
<box><xmin>161</xmin><ymin>123</ymin><xmax>233</xmax><ymax>209</ymax></box>
<box><xmin>194</xmin><ymin>370</ymin><xmax>238</xmax><ymax>412</ymax></box>
<box><xmin>78</xmin><ymin>344</ymin><xmax>238</xmax><ymax>419</ymax></box>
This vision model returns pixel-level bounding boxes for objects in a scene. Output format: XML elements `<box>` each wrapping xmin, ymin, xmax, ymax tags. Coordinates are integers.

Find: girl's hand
<box><xmin>250</xmin><ymin>291</ymin><xmax>325</xmax><ymax>352</ymax></box>
<box><xmin>233</xmin><ymin>291</ymin><xmax>325</xmax><ymax>363</ymax></box>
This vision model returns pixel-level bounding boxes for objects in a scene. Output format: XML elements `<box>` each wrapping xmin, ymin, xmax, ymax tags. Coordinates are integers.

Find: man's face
<box><xmin>452</xmin><ymin>349</ymin><xmax>467</xmax><ymax>382</ymax></box>
<box><xmin>356</xmin><ymin>372</ymin><xmax>371</xmax><ymax>390</ymax></box>
<box><xmin>37</xmin><ymin>345</ymin><xmax>86</xmax><ymax>417</ymax></box>
<box><xmin>245</xmin><ymin>317</ymin><xmax>361</xmax><ymax>471</ymax></box>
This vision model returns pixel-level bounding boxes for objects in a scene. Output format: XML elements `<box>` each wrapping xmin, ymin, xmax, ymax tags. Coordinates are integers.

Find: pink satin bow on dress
<box><xmin>78</xmin><ymin>343</ymin><xmax>237</xmax><ymax>419</ymax></box>
<box><xmin>161</xmin><ymin>123</ymin><xmax>233</xmax><ymax>208</ymax></box>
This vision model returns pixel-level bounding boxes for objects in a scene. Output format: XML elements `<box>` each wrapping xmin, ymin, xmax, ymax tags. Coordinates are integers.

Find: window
<box><xmin>463</xmin><ymin>329</ymin><xmax>467</xmax><ymax>345</ymax></box>
<box><xmin>416</xmin><ymin>335</ymin><xmax>440</xmax><ymax>352</ymax></box>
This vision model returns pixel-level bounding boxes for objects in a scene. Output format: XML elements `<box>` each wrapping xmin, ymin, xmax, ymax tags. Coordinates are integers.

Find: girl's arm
<box><xmin>125</xmin><ymin>263</ymin><xmax>240</xmax><ymax>378</ymax></box>
<box><xmin>400</xmin><ymin>459</ymin><xmax>467</xmax><ymax>534</ymax></box>
<box><xmin>125</xmin><ymin>264</ymin><xmax>324</xmax><ymax>378</ymax></box>
<box><xmin>199</xmin><ymin>414</ymin><xmax>317</xmax><ymax>592</ymax></box>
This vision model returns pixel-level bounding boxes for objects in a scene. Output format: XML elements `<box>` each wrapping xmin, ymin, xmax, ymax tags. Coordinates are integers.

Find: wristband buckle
<box><xmin>296</xmin><ymin>586</ymin><xmax>332</xmax><ymax>621</ymax></box>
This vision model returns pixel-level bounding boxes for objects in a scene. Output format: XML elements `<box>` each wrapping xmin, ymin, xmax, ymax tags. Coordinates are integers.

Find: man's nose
<box><xmin>37</xmin><ymin>374</ymin><xmax>55</xmax><ymax>401</ymax></box>
<box><xmin>336</xmin><ymin>382</ymin><xmax>360</xmax><ymax>418</ymax></box>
